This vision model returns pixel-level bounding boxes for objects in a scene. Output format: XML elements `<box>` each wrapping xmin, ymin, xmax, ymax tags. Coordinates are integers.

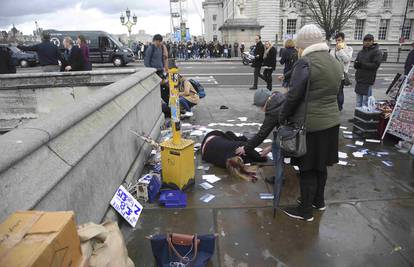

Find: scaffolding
<box><xmin>170</xmin><ymin>0</ymin><xmax>188</xmax><ymax>42</ymax></box>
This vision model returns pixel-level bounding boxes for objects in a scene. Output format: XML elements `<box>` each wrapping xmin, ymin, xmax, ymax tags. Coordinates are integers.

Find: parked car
<box><xmin>0</xmin><ymin>44</ymin><xmax>38</xmax><ymax>67</ymax></box>
<box><xmin>48</xmin><ymin>30</ymin><xmax>134</xmax><ymax>67</ymax></box>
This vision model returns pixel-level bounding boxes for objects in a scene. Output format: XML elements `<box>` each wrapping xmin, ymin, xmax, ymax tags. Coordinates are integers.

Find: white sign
<box><xmin>110</xmin><ymin>185</ymin><xmax>143</xmax><ymax>227</ymax></box>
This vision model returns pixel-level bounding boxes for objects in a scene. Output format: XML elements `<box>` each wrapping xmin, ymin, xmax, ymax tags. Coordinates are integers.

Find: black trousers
<box><xmin>259</xmin><ymin>68</ymin><xmax>273</xmax><ymax>90</ymax></box>
<box><xmin>253</xmin><ymin>66</ymin><xmax>261</xmax><ymax>87</ymax></box>
<box><xmin>299</xmin><ymin>168</ymin><xmax>327</xmax><ymax>216</ymax></box>
<box><xmin>337</xmin><ymin>79</ymin><xmax>345</xmax><ymax>111</ymax></box>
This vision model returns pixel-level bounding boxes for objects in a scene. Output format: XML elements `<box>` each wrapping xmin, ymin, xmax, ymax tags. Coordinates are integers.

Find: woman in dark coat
<box><xmin>279</xmin><ymin>39</ymin><xmax>297</xmax><ymax>88</ymax></box>
<box><xmin>77</xmin><ymin>35</ymin><xmax>92</xmax><ymax>71</ymax></box>
<box><xmin>259</xmin><ymin>41</ymin><xmax>277</xmax><ymax>90</ymax></box>
<box><xmin>279</xmin><ymin>25</ymin><xmax>343</xmax><ymax>222</ymax></box>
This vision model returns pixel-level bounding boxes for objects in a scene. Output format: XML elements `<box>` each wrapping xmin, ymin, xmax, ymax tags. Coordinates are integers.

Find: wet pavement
<box><xmin>123</xmin><ymin>63</ymin><xmax>414</xmax><ymax>267</ymax></box>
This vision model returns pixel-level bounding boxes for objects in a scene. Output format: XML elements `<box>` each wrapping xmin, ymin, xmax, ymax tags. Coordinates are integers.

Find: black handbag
<box><xmin>276</xmin><ymin>58</ymin><xmax>311</xmax><ymax>158</ymax></box>
<box><xmin>343</xmin><ymin>72</ymin><xmax>351</xmax><ymax>86</ymax></box>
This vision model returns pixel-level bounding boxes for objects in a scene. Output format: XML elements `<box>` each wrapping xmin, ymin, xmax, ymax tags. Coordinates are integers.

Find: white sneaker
<box><xmin>183</xmin><ymin>112</ymin><xmax>193</xmax><ymax>117</ymax></box>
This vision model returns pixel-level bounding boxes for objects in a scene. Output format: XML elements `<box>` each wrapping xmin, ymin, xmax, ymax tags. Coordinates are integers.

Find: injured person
<box><xmin>201</xmin><ymin>130</ymin><xmax>266</xmax><ymax>182</ymax></box>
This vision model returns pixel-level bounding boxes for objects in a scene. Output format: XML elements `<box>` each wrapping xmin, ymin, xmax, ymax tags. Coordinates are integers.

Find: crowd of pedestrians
<box><xmin>133</xmin><ymin>40</ymin><xmax>246</xmax><ymax>60</ymax></box>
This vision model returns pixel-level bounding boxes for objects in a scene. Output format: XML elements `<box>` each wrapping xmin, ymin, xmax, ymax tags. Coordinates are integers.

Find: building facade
<box><xmin>202</xmin><ymin>0</ymin><xmax>224</xmax><ymax>42</ymax></box>
<box><xmin>203</xmin><ymin>0</ymin><xmax>414</xmax><ymax>61</ymax></box>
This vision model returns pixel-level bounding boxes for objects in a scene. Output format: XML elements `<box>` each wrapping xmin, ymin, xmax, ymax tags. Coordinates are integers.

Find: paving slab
<box><xmin>216</xmin><ymin>204</ymin><xmax>411</xmax><ymax>267</ymax></box>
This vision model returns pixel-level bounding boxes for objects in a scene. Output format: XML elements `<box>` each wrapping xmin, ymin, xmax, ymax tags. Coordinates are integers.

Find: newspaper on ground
<box><xmin>338</xmin><ymin>152</ymin><xmax>348</xmax><ymax>159</ymax></box>
<box><xmin>197</xmin><ymin>165</ymin><xmax>210</xmax><ymax>171</ymax></box>
<box><xmin>200</xmin><ymin>182</ymin><xmax>214</xmax><ymax>190</ymax></box>
<box><xmin>366</xmin><ymin>139</ymin><xmax>381</xmax><ymax>143</ymax></box>
<box><xmin>338</xmin><ymin>160</ymin><xmax>348</xmax><ymax>166</ymax></box>
<box><xmin>200</xmin><ymin>193</ymin><xmax>215</xmax><ymax>203</ymax></box>
<box><xmin>353</xmin><ymin>152</ymin><xmax>364</xmax><ymax>158</ymax></box>
<box><xmin>202</xmin><ymin>175</ymin><xmax>221</xmax><ymax>184</ymax></box>
<box><xmin>355</xmin><ymin>141</ymin><xmax>364</xmax><ymax>146</ymax></box>
<box><xmin>259</xmin><ymin>193</ymin><xmax>274</xmax><ymax>200</ymax></box>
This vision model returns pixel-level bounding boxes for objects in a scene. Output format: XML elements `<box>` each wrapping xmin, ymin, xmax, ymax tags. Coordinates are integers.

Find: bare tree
<box><xmin>296</xmin><ymin>0</ymin><xmax>370</xmax><ymax>40</ymax></box>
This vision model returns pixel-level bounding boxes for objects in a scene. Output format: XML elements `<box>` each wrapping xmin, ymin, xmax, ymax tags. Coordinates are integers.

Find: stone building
<box><xmin>203</xmin><ymin>0</ymin><xmax>414</xmax><ymax>61</ymax></box>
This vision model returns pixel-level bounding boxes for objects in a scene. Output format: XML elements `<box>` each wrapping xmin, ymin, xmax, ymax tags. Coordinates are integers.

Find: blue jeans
<box><xmin>179</xmin><ymin>97</ymin><xmax>194</xmax><ymax>112</ymax></box>
<box><xmin>356</xmin><ymin>85</ymin><xmax>373</xmax><ymax>107</ymax></box>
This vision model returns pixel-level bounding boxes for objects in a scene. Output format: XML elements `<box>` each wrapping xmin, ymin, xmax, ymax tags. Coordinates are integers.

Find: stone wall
<box><xmin>0</xmin><ymin>69</ymin><xmax>137</xmax><ymax>131</ymax></box>
<box><xmin>0</xmin><ymin>68</ymin><xmax>162</xmax><ymax>224</ymax></box>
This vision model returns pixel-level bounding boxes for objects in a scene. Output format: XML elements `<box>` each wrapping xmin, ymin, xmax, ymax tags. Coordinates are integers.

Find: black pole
<box><xmin>398</xmin><ymin>0</ymin><xmax>409</xmax><ymax>63</ymax></box>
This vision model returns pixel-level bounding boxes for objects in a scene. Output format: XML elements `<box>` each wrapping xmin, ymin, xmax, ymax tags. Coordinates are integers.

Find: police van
<box><xmin>48</xmin><ymin>30</ymin><xmax>134</xmax><ymax>67</ymax></box>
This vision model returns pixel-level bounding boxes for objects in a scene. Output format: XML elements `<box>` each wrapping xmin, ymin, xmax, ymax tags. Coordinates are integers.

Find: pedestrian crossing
<box><xmin>187</xmin><ymin>76</ymin><xmax>218</xmax><ymax>85</ymax></box>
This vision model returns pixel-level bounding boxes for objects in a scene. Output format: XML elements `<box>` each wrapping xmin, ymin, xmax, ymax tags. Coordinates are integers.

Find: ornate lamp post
<box><xmin>120</xmin><ymin>8</ymin><xmax>137</xmax><ymax>37</ymax></box>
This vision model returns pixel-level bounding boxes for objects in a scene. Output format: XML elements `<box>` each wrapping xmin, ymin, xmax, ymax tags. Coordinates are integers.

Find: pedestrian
<box><xmin>404</xmin><ymin>42</ymin><xmax>414</xmax><ymax>75</ymax></box>
<box><xmin>332</xmin><ymin>32</ymin><xmax>353</xmax><ymax>111</ymax></box>
<box><xmin>61</xmin><ymin>36</ymin><xmax>84</xmax><ymax>71</ymax></box>
<box><xmin>223</xmin><ymin>43</ymin><xmax>229</xmax><ymax>58</ymax></box>
<box><xmin>250</xmin><ymin>35</ymin><xmax>265</xmax><ymax>90</ymax></box>
<box><xmin>259</xmin><ymin>41</ymin><xmax>277</xmax><ymax>90</ymax></box>
<box><xmin>18</xmin><ymin>32</ymin><xmax>62</xmax><ymax>72</ymax></box>
<box><xmin>278</xmin><ymin>39</ymin><xmax>297</xmax><ymax>89</ymax></box>
<box><xmin>178</xmin><ymin>75</ymin><xmax>200</xmax><ymax>117</ymax></box>
<box><xmin>240</xmin><ymin>42</ymin><xmax>245</xmax><ymax>55</ymax></box>
<box><xmin>144</xmin><ymin>34</ymin><xmax>165</xmax><ymax>75</ymax></box>
<box><xmin>235</xmin><ymin>89</ymin><xmax>286</xmax><ymax>184</ymax></box>
<box><xmin>353</xmin><ymin>34</ymin><xmax>382</xmax><ymax>109</ymax></box>
<box><xmin>0</xmin><ymin>46</ymin><xmax>16</xmax><ymax>74</ymax></box>
<box><xmin>279</xmin><ymin>24</ymin><xmax>343</xmax><ymax>222</ymax></box>
<box><xmin>77</xmin><ymin>35</ymin><xmax>92</xmax><ymax>71</ymax></box>
<box><xmin>234</xmin><ymin>42</ymin><xmax>239</xmax><ymax>57</ymax></box>
<box><xmin>228</xmin><ymin>44</ymin><xmax>232</xmax><ymax>58</ymax></box>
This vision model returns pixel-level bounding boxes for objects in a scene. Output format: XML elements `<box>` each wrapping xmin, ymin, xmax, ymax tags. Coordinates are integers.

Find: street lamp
<box><xmin>120</xmin><ymin>7</ymin><xmax>137</xmax><ymax>37</ymax></box>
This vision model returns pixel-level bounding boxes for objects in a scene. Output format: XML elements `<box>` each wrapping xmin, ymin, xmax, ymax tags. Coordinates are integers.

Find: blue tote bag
<box><xmin>150</xmin><ymin>233</ymin><xmax>216</xmax><ymax>267</ymax></box>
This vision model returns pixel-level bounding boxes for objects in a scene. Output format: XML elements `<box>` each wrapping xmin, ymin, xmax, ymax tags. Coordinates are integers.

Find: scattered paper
<box><xmin>264</xmin><ymin>139</ymin><xmax>272</xmax><ymax>143</ymax></box>
<box><xmin>353</xmin><ymin>152</ymin><xmax>364</xmax><ymax>158</ymax></box>
<box><xmin>197</xmin><ymin>166</ymin><xmax>210</xmax><ymax>171</ymax></box>
<box><xmin>346</xmin><ymin>144</ymin><xmax>357</xmax><ymax>148</ymax></box>
<box><xmin>181</xmin><ymin>123</ymin><xmax>192</xmax><ymax>127</ymax></box>
<box><xmin>343</xmin><ymin>131</ymin><xmax>353</xmax><ymax>134</ymax></box>
<box><xmin>259</xmin><ymin>193</ymin><xmax>274</xmax><ymax>200</ymax></box>
<box><xmin>110</xmin><ymin>185</ymin><xmax>143</xmax><ymax>227</ymax></box>
<box><xmin>338</xmin><ymin>152</ymin><xmax>348</xmax><ymax>159</ymax></box>
<box><xmin>366</xmin><ymin>139</ymin><xmax>381</xmax><ymax>143</ymax></box>
<box><xmin>200</xmin><ymin>193</ymin><xmax>215</xmax><ymax>203</ymax></box>
<box><xmin>355</xmin><ymin>141</ymin><xmax>364</xmax><ymax>146</ymax></box>
<box><xmin>377</xmin><ymin>151</ymin><xmax>389</xmax><ymax>155</ymax></box>
<box><xmin>190</xmin><ymin>130</ymin><xmax>204</xmax><ymax>136</ymax></box>
<box><xmin>255</xmin><ymin>147</ymin><xmax>263</xmax><ymax>152</ymax></box>
<box><xmin>200</xmin><ymin>182</ymin><xmax>214</xmax><ymax>190</ymax></box>
<box><xmin>338</xmin><ymin>160</ymin><xmax>348</xmax><ymax>166</ymax></box>
<box><xmin>340</xmin><ymin>126</ymin><xmax>347</xmax><ymax>130</ymax></box>
<box><xmin>238</xmin><ymin>117</ymin><xmax>248</xmax><ymax>122</ymax></box>
<box><xmin>344</xmin><ymin>134</ymin><xmax>353</xmax><ymax>139</ymax></box>
<box><xmin>202</xmin><ymin>175</ymin><xmax>221</xmax><ymax>184</ymax></box>
<box><xmin>293</xmin><ymin>166</ymin><xmax>300</xmax><ymax>171</ymax></box>
<box><xmin>284</xmin><ymin>158</ymin><xmax>291</xmax><ymax>164</ymax></box>
<box><xmin>382</xmin><ymin>160</ymin><xmax>393</xmax><ymax>167</ymax></box>
<box><xmin>227</xmin><ymin>119</ymin><xmax>236</xmax><ymax>122</ymax></box>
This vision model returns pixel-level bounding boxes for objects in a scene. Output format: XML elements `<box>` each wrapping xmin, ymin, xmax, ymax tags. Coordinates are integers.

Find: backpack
<box><xmin>188</xmin><ymin>79</ymin><xmax>206</xmax><ymax>98</ymax></box>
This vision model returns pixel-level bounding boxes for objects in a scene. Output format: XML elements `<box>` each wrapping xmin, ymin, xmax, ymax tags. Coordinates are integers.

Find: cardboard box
<box><xmin>0</xmin><ymin>211</ymin><xmax>82</xmax><ymax>267</ymax></box>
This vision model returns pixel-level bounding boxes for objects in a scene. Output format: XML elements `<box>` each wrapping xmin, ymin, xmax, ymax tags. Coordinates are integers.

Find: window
<box><xmin>280</xmin><ymin>0</ymin><xmax>284</xmax><ymax>8</ymax></box>
<box><xmin>212</xmin><ymin>15</ymin><xmax>217</xmax><ymax>21</ymax></box>
<box><xmin>383</xmin><ymin>0</ymin><xmax>391</xmax><ymax>7</ymax></box>
<box><xmin>354</xmin><ymin>19</ymin><xmax>365</xmax><ymax>40</ymax></box>
<box><xmin>213</xmin><ymin>35</ymin><xmax>217</xmax><ymax>42</ymax></box>
<box><xmin>409</xmin><ymin>0</ymin><xmax>414</xmax><ymax>7</ymax></box>
<box><xmin>378</xmin><ymin>19</ymin><xmax>390</xmax><ymax>40</ymax></box>
<box><xmin>287</xmin><ymin>19</ymin><xmax>297</xmax><ymax>35</ymax></box>
<box><xmin>403</xmin><ymin>19</ymin><xmax>413</xmax><ymax>40</ymax></box>
<box><xmin>213</xmin><ymin>24</ymin><xmax>217</xmax><ymax>31</ymax></box>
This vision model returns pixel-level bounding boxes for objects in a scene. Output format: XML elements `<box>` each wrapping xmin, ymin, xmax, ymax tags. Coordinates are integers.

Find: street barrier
<box><xmin>0</xmin><ymin>68</ymin><xmax>162</xmax><ymax>224</ymax></box>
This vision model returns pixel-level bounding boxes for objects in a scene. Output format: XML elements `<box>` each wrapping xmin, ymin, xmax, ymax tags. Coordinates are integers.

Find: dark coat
<box><xmin>244</xmin><ymin>92</ymin><xmax>286</xmax><ymax>154</ymax></box>
<box><xmin>404</xmin><ymin>49</ymin><xmax>414</xmax><ymax>75</ymax></box>
<box><xmin>262</xmin><ymin>46</ymin><xmax>277</xmax><ymax>70</ymax></box>
<box><xmin>18</xmin><ymin>41</ymin><xmax>62</xmax><ymax>66</ymax></box>
<box><xmin>252</xmin><ymin>41</ymin><xmax>264</xmax><ymax>67</ymax></box>
<box><xmin>354</xmin><ymin>43</ymin><xmax>382</xmax><ymax>94</ymax></box>
<box><xmin>61</xmin><ymin>46</ymin><xmax>85</xmax><ymax>71</ymax></box>
<box><xmin>280</xmin><ymin>47</ymin><xmax>342</xmax><ymax>132</ymax></box>
<box><xmin>280</xmin><ymin>47</ymin><xmax>297</xmax><ymax>75</ymax></box>
<box><xmin>0</xmin><ymin>48</ymin><xmax>16</xmax><ymax>74</ymax></box>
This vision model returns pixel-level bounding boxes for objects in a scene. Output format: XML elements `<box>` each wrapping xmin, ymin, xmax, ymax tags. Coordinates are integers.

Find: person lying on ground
<box><xmin>201</xmin><ymin>130</ymin><xmax>267</xmax><ymax>182</ymax></box>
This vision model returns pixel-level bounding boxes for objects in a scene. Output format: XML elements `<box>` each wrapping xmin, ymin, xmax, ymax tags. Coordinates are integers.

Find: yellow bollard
<box><xmin>160</xmin><ymin>60</ymin><xmax>195</xmax><ymax>190</ymax></box>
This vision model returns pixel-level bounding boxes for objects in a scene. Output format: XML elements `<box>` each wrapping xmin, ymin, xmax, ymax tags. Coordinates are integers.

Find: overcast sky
<box><xmin>0</xmin><ymin>0</ymin><xmax>204</xmax><ymax>36</ymax></box>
